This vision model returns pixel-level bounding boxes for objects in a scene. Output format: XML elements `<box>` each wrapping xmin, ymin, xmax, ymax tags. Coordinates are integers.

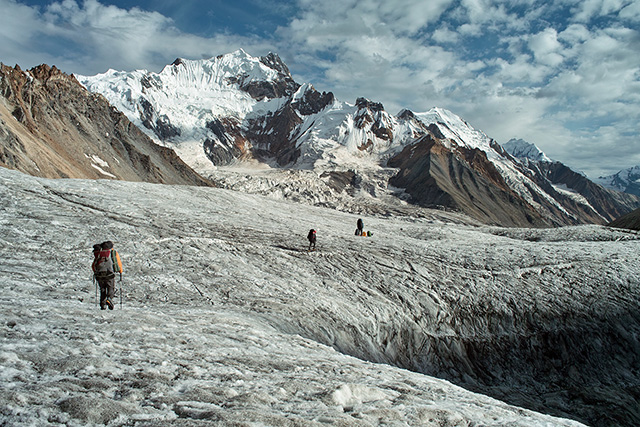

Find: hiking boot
<box><xmin>106</xmin><ymin>299</ymin><xmax>114</xmax><ymax>310</ymax></box>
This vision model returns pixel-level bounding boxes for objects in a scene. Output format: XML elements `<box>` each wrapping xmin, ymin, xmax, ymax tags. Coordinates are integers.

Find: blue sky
<box><xmin>1</xmin><ymin>0</ymin><xmax>639</xmax><ymax>178</ymax></box>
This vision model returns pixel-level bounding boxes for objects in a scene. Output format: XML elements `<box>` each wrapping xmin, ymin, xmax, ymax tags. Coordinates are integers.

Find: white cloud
<box><xmin>620</xmin><ymin>0</ymin><xmax>640</xmax><ymax>19</ymax></box>
<box><xmin>528</xmin><ymin>28</ymin><xmax>565</xmax><ymax>67</ymax></box>
<box><xmin>0</xmin><ymin>0</ymin><xmax>39</xmax><ymax>42</ymax></box>
<box><xmin>459</xmin><ymin>0</ymin><xmax>534</xmax><ymax>32</ymax></box>
<box><xmin>375</xmin><ymin>0</ymin><xmax>453</xmax><ymax>35</ymax></box>
<box><xmin>293</xmin><ymin>0</ymin><xmax>453</xmax><ymax>39</ymax></box>
<box><xmin>0</xmin><ymin>0</ymin><xmax>276</xmax><ymax>74</ymax></box>
<box><xmin>558</xmin><ymin>24</ymin><xmax>591</xmax><ymax>45</ymax></box>
<box><xmin>42</xmin><ymin>0</ymin><xmax>178</xmax><ymax>68</ymax></box>
<box><xmin>432</xmin><ymin>25</ymin><xmax>462</xmax><ymax>44</ymax></box>
<box><xmin>571</xmin><ymin>0</ymin><xmax>633</xmax><ymax>22</ymax></box>
<box><xmin>492</xmin><ymin>55</ymin><xmax>550</xmax><ymax>84</ymax></box>
<box><xmin>544</xmin><ymin>27</ymin><xmax>640</xmax><ymax>104</ymax></box>
<box><xmin>0</xmin><ymin>0</ymin><xmax>56</xmax><ymax>67</ymax></box>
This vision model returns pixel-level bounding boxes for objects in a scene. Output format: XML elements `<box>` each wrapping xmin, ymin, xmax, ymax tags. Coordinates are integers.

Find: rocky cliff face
<box><xmin>527</xmin><ymin>160</ymin><xmax>639</xmax><ymax>222</ymax></box>
<box><xmin>0</xmin><ymin>63</ymin><xmax>210</xmax><ymax>186</ymax></box>
<box><xmin>244</xmin><ymin>85</ymin><xmax>335</xmax><ymax>166</ymax></box>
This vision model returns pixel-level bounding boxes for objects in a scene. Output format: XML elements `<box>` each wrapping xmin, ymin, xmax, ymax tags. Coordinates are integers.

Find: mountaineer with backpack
<box><xmin>92</xmin><ymin>241</ymin><xmax>123</xmax><ymax>310</ymax></box>
<box><xmin>307</xmin><ymin>229</ymin><xmax>317</xmax><ymax>251</ymax></box>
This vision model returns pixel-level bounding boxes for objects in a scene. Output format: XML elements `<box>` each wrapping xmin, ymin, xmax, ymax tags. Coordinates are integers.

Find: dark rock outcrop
<box><xmin>139</xmin><ymin>98</ymin><xmax>181</xmax><ymax>141</ymax></box>
<box><xmin>292</xmin><ymin>89</ymin><xmax>334</xmax><ymax>116</ymax></box>
<box><xmin>320</xmin><ymin>170</ymin><xmax>357</xmax><ymax>193</ymax></box>
<box><xmin>354</xmin><ymin>98</ymin><xmax>394</xmax><ymax>148</ymax></box>
<box><xmin>245</xmin><ymin>85</ymin><xmax>334</xmax><ymax>166</ymax></box>
<box><xmin>203</xmin><ymin>117</ymin><xmax>247</xmax><ymax>165</ymax></box>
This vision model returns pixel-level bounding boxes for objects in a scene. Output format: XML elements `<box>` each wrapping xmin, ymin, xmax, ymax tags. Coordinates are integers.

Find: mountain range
<box><xmin>75</xmin><ymin>50</ymin><xmax>639</xmax><ymax>227</ymax></box>
<box><xmin>1</xmin><ymin>50</ymin><xmax>639</xmax><ymax>228</ymax></box>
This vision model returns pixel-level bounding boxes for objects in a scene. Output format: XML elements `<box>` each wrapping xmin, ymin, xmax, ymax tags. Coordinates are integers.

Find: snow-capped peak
<box><xmin>156</xmin><ymin>50</ymin><xmax>282</xmax><ymax>93</ymax></box>
<box><xmin>414</xmin><ymin>107</ymin><xmax>494</xmax><ymax>153</ymax></box>
<box><xmin>607</xmin><ymin>165</ymin><xmax>640</xmax><ymax>183</ymax></box>
<box><xmin>503</xmin><ymin>138</ymin><xmax>552</xmax><ymax>163</ymax></box>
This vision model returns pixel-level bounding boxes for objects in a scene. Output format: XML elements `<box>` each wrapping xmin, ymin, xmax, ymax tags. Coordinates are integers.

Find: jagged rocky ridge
<box><xmin>0</xmin><ymin>63</ymin><xmax>211</xmax><ymax>186</ymax></box>
<box><xmin>77</xmin><ymin>50</ymin><xmax>639</xmax><ymax>228</ymax></box>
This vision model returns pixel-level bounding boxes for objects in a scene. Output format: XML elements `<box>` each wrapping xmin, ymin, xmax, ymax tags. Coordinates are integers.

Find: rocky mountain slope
<box><xmin>387</xmin><ymin>133</ymin><xmax>550</xmax><ymax>227</ymax></box>
<box><xmin>0</xmin><ymin>63</ymin><xmax>210</xmax><ymax>186</ymax></box>
<box><xmin>609</xmin><ymin>207</ymin><xmax>640</xmax><ymax>231</ymax></box>
<box><xmin>77</xmin><ymin>50</ymin><xmax>639</xmax><ymax>227</ymax></box>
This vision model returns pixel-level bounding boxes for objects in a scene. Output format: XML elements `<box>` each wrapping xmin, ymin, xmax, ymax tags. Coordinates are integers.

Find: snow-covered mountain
<box><xmin>503</xmin><ymin>138</ymin><xmax>640</xmax><ymax>225</ymax></box>
<box><xmin>76</xmin><ymin>50</ymin><xmax>307</xmax><ymax>170</ymax></box>
<box><xmin>4</xmin><ymin>166</ymin><xmax>640</xmax><ymax>425</ymax></box>
<box><xmin>597</xmin><ymin>165</ymin><xmax>640</xmax><ymax>197</ymax></box>
<box><xmin>76</xmin><ymin>50</ymin><xmax>639</xmax><ymax>227</ymax></box>
<box><xmin>503</xmin><ymin>138</ymin><xmax>552</xmax><ymax>163</ymax></box>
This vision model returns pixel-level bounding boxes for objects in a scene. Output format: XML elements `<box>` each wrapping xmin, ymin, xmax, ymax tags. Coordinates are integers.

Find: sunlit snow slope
<box><xmin>2</xmin><ymin>166</ymin><xmax>639</xmax><ymax>425</ymax></box>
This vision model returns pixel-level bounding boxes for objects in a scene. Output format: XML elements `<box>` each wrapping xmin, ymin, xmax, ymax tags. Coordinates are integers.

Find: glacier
<box><xmin>2</xmin><ymin>165</ymin><xmax>639</xmax><ymax>426</ymax></box>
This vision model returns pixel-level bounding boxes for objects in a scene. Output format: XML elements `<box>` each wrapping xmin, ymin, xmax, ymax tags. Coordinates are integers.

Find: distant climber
<box><xmin>307</xmin><ymin>229</ymin><xmax>317</xmax><ymax>251</ymax></box>
<box><xmin>92</xmin><ymin>241</ymin><xmax>123</xmax><ymax>310</ymax></box>
<box><xmin>356</xmin><ymin>218</ymin><xmax>364</xmax><ymax>236</ymax></box>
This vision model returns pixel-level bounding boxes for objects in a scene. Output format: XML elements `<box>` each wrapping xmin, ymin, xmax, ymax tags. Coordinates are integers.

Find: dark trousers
<box><xmin>97</xmin><ymin>276</ymin><xmax>115</xmax><ymax>309</ymax></box>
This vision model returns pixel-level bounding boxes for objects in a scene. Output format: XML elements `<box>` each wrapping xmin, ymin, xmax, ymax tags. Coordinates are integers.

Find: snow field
<box><xmin>3</xmin><ymin>166</ymin><xmax>636</xmax><ymax>425</ymax></box>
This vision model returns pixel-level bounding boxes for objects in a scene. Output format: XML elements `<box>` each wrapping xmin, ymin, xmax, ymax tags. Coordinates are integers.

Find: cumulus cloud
<box><xmin>0</xmin><ymin>0</ymin><xmax>39</xmax><ymax>43</ymax></box>
<box><xmin>571</xmin><ymin>0</ymin><xmax>633</xmax><ymax>22</ymax></box>
<box><xmin>42</xmin><ymin>0</ymin><xmax>178</xmax><ymax>69</ymax></box>
<box><xmin>620</xmin><ymin>0</ymin><xmax>640</xmax><ymax>19</ymax></box>
<box><xmin>1</xmin><ymin>0</ymin><xmax>275</xmax><ymax>74</ymax></box>
<box><xmin>528</xmin><ymin>28</ymin><xmax>565</xmax><ymax>67</ymax></box>
<box><xmin>0</xmin><ymin>0</ymin><xmax>59</xmax><ymax>67</ymax></box>
<box><xmin>432</xmin><ymin>25</ymin><xmax>462</xmax><ymax>44</ymax></box>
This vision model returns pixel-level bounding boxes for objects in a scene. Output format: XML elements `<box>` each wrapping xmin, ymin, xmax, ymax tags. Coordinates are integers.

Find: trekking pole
<box><xmin>119</xmin><ymin>273</ymin><xmax>123</xmax><ymax>309</ymax></box>
<box><xmin>93</xmin><ymin>275</ymin><xmax>97</xmax><ymax>306</ymax></box>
